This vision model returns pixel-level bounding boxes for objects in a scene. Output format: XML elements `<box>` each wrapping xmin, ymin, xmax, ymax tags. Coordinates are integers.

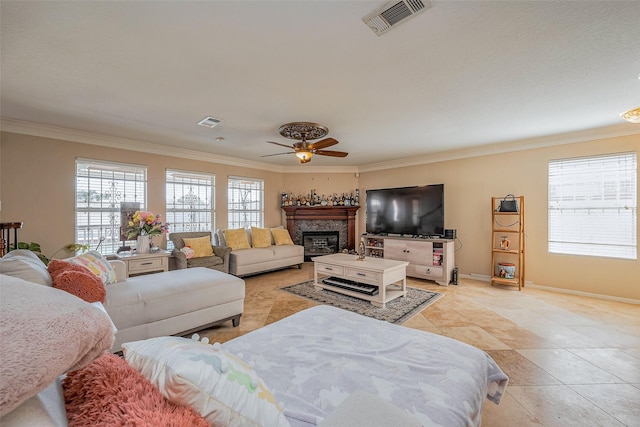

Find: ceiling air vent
<box><xmin>363</xmin><ymin>0</ymin><xmax>432</xmax><ymax>36</ymax></box>
<box><xmin>197</xmin><ymin>116</ymin><xmax>222</xmax><ymax>128</ymax></box>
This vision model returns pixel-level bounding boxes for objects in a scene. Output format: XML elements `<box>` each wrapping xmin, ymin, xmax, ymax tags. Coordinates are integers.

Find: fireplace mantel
<box><xmin>282</xmin><ymin>206</ymin><xmax>360</xmax><ymax>250</ymax></box>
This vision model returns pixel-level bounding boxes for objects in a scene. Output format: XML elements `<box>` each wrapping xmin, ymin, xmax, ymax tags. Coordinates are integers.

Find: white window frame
<box><xmin>227</xmin><ymin>176</ymin><xmax>264</xmax><ymax>229</ymax></box>
<box><xmin>548</xmin><ymin>152</ymin><xmax>637</xmax><ymax>260</ymax></box>
<box><xmin>75</xmin><ymin>159</ymin><xmax>146</xmax><ymax>254</ymax></box>
<box><xmin>166</xmin><ymin>169</ymin><xmax>215</xmax><ymax>236</ymax></box>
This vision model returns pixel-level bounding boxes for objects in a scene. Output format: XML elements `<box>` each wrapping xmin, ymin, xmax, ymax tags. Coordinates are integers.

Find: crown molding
<box><xmin>281</xmin><ymin>165</ymin><xmax>359</xmax><ymax>173</ymax></box>
<box><xmin>358</xmin><ymin>123</ymin><xmax>640</xmax><ymax>172</ymax></box>
<box><xmin>3</xmin><ymin>118</ymin><xmax>637</xmax><ymax>175</ymax></box>
<box><xmin>0</xmin><ymin>118</ymin><xmax>285</xmax><ymax>172</ymax></box>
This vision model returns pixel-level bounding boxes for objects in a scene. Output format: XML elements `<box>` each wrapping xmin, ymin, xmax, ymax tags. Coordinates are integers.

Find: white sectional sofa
<box><xmin>105</xmin><ymin>259</ymin><xmax>245</xmax><ymax>351</ymax></box>
<box><xmin>0</xmin><ymin>250</ymin><xmax>246</xmax><ymax>352</ymax></box>
<box><xmin>214</xmin><ymin>227</ymin><xmax>304</xmax><ymax>277</ymax></box>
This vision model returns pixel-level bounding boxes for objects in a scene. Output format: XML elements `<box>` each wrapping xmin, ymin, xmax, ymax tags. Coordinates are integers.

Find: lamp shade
<box><xmin>295</xmin><ymin>151</ymin><xmax>313</xmax><ymax>163</ymax></box>
<box><xmin>620</xmin><ymin>107</ymin><xmax>640</xmax><ymax>123</ymax></box>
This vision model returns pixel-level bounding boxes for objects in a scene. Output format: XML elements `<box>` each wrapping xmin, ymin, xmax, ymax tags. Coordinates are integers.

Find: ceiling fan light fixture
<box><xmin>620</xmin><ymin>107</ymin><xmax>640</xmax><ymax>123</ymax></box>
<box><xmin>295</xmin><ymin>150</ymin><xmax>313</xmax><ymax>163</ymax></box>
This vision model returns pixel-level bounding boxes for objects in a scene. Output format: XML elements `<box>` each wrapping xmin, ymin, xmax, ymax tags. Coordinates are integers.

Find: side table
<box><xmin>116</xmin><ymin>250</ymin><xmax>171</xmax><ymax>277</ymax></box>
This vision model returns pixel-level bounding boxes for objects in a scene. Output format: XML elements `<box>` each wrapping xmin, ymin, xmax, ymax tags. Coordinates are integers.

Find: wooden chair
<box><xmin>0</xmin><ymin>222</ymin><xmax>23</xmax><ymax>257</ymax></box>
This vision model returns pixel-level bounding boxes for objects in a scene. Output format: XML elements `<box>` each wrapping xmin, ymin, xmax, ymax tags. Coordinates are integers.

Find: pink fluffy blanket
<box><xmin>0</xmin><ymin>274</ymin><xmax>115</xmax><ymax>417</ymax></box>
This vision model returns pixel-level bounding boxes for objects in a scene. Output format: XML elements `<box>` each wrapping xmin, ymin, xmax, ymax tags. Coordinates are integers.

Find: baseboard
<box><xmin>526</xmin><ymin>283</ymin><xmax>640</xmax><ymax>305</ymax></box>
<box><xmin>461</xmin><ymin>273</ymin><xmax>640</xmax><ymax>305</ymax></box>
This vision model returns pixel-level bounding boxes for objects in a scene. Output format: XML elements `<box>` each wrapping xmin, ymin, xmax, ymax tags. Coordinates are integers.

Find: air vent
<box><xmin>197</xmin><ymin>116</ymin><xmax>222</xmax><ymax>128</ymax></box>
<box><xmin>363</xmin><ymin>0</ymin><xmax>432</xmax><ymax>36</ymax></box>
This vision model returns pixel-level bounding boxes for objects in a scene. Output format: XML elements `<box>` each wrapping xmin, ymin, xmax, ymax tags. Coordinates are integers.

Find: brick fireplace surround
<box><xmin>282</xmin><ymin>206</ymin><xmax>360</xmax><ymax>251</ymax></box>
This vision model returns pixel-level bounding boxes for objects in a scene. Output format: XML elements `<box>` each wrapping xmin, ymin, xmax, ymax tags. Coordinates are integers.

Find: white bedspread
<box><xmin>224</xmin><ymin>305</ymin><xmax>508</xmax><ymax>427</ymax></box>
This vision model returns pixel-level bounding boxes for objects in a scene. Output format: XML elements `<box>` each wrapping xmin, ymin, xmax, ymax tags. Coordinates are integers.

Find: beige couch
<box><xmin>214</xmin><ymin>227</ymin><xmax>304</xmax><ymax>277</ymax></box>
<box><xmin>105</xmin><ymin>260</ymin><xmax>245</xmax><ymax>352</ymax></box>
<box><xmin>0</xmin><ymin>250</ymin><xmax>245</xmax><ymax>353</ymax></box>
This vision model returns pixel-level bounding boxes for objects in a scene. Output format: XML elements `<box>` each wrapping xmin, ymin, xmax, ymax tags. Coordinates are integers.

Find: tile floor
<box><xmin>199</xmin><ymin>263</ymin><xmax>640</xmax><ymax>427</ymax></box>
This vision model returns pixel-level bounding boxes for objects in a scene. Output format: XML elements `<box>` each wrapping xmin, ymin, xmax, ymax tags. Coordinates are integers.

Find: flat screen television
<box><xmin>366</xmin><ymin>184</ymin><xmax>444</xmax><ymax>237</ymax></box>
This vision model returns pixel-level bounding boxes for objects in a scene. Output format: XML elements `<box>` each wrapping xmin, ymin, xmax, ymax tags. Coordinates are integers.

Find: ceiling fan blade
<box><xmin>266</xmin><ymin>141</ymin><xmax>295</xmax><ymax>150</ymax></box>
<box><xmin>308</xmin><ymin>137</ymin><xmax>338</xmax><ymax>150</ymax></box>
<box><xmin>314</xmin><ymin>149</ymin><xmax>348</xmax><ymax>157</ymax></box>
<box><xmin>260</xmin><ymin>152</ymin><xmax>296</xmax><ymax>157</ymax></box>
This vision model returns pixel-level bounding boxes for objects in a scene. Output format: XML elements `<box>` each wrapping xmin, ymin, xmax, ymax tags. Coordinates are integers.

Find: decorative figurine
<box><xmin>357</xmin><ymin>240</ymin><xmax>366</xmax><ymax>260</ymax></box>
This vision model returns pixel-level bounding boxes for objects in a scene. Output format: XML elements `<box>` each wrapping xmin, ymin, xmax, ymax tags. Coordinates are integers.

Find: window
<box><xmin>166</xmin><ymin>169</ymin><xmax>215</xmax><ymax>234</ymax></box>
<box><xmin>227</xmin><ymin>176</ymin><xmax>264</xmax><ymax>229</ymax></box>
<box><xmin>76</xmin><ymin>159</ymin><xmax>146</xmax><ymax>254</ymax></box>
<box><xmin>548</xmin><ymin>152</ymin><xmax>637</xmax><ymax>259</ymax></box>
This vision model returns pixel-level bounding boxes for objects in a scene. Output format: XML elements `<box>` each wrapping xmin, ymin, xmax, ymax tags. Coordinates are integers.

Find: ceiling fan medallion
<box><xmin>278</xmin><ymin>122</ymin><xmax>328</xmax><ymax>141</ymax></box>
<box><xmin>263</xmin><ymin>122</ymin><xmax>348</xmax><ymax>164</ymax></box>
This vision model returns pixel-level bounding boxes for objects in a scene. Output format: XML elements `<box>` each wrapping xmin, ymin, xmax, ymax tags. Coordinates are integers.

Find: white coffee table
<box><xmin>312</xmin><ymin>253</ymin><xmax>409</xmax><ymax>308</ymax></box>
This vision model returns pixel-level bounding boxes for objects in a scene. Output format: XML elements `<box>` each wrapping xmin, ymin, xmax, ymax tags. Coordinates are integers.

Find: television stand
<box><xmin>362</xmin><ymin>234</ymin><xmax>455</xmax><ymax>286</ymax></box>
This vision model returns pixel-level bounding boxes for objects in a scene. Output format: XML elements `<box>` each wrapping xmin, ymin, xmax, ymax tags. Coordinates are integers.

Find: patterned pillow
<box><xmin>68</xmin><ymin>251</ymin><xmax>117</xmax><ymax>285</ymax></box>
<box><xmin>223</xmin><ymin>228</ymin><xmax>251</xmax><ymax>250</ymax></box>
<box><xmin>271</xmin><ymin>228</ymin><xmax>294</xmax><ymax>246</ymax></box>
<box><xmin>251</xmin><ymin>227</ymin><xmax>272</xmax><ymax>248</ymax></box>
<box><xmin>182</xmin><ymin>236</ymin><xmax>214</xmax><ymax>258</ymax></box>
<box><xmin>123</xmin><ymin>336</ymin><xmax>290</xmax><ymax>427</ymax></box>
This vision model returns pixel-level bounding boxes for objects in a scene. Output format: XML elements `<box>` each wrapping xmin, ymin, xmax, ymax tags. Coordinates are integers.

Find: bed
<box><xmin>223</xmin><ymin>305</ymin><xmax>509</xmax><ymax>427</ymax></box>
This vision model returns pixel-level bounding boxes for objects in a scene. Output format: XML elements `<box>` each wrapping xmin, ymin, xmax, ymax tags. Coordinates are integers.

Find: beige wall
<box><xmin>1</xmin><ymin>130</ymin><xmax>638</xmax><ymax>300</ymax></box>
<box><xmin>357</xmin><ymin>134</ymin><xmax>640</xmax><ymax>301</ymax></box>
<box><xmin>0</xmin><ymin>132</ymin><xmax>284</xmax><ymax>256</ymax></box>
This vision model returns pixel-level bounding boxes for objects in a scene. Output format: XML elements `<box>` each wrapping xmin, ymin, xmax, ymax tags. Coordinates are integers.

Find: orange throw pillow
<box><xmin>48</xmin><ymin>259</ymin><xmax>106</xmax><ymax>303</ymax></box>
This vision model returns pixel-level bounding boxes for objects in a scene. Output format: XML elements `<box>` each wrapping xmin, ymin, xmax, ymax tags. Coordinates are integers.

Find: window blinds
<box><xmin>548</xmin><ymin>152</ymin><xmax>637</xmax><ymax>260</ymax></box>
<box><xmin>166</xmin><ymin>169</ymin><xmax>215</xmax><ymax>234</ymax></box>
<box><xmin>75</xmin><ymin>159</ymin><xmax>147</xmax><ymax>254</ymax></box>
<box><xmin>227</xmin><ymin>176</ymin><xmax>264</xmax><ymax>229</ymax></box>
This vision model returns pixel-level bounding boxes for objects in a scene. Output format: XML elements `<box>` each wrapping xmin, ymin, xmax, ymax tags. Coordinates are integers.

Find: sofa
<box><xmin>105</xmin><ymin>258</ymin><xmax>244</xmax><ymax>352</ymax></box>
<box><xmin>169</xmin><ymin>231</ymin><xmax>231</xmax><ymax>273</ymax></box>
<box><xmin>0</xmin><ymin>250</ymin><xmax>246</xmax><ymax>352</ymax></box>
<box><xmin>214</xmin><ymin>226</ymin><xmax>304</xmax><ymax>277</ymax></box>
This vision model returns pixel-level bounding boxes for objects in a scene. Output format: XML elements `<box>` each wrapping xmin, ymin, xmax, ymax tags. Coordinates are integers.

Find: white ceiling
<box><xmin>1</xmin><ymin>1</ymin><xmax>639</xmax><ymax>169</ymax></box>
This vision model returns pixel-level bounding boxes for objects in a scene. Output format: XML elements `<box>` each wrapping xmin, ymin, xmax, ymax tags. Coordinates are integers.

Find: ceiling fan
<box><xmin>262</xmin><ymin>122</ymin><xmax>348</xmax><ymax>164</ymax></box>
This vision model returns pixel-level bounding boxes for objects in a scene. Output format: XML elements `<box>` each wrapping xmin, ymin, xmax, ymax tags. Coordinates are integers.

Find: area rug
<box><xmin>281</xmin><ymin>280</ymin><xmax>443</xmax><ymax>324</ymax></box>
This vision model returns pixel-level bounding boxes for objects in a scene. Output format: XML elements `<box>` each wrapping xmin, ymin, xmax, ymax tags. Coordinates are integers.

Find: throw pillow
<box><xmin>63</xmin><ymin>353</ymin><xmax>207</xmax><ymax>427</ymax></box>
<box><xmin>67</xmin><ymin>251</ymin><xmax>117</xmax><ymax>285</ymax></box>
<box><xmin>0</xmin><ymin>249</ymin><xmax>52</xmax><ymax>286</ymax></box>
<box><xmin>123</xmin><ymin>336</ymin><xmax>290</xmax><ymax>427</ymax></box>
<box><xmin>271</xmin><ymin>228</ymin><xmax>294</xmax><ymax>246</ymax></box>
<box><xmin>182</xmin><ymin>236</ymin><xmax>214</xmax><ymax>258</ymax></box>
<box><xmin>251</xmin><ymin>227</ymin><xmax>272</xmax><ymax>248</ymax></box>
<box><xmin>214</xmin><ymin>229</ymin><xmax>227</xmax><ymax>247</ymax></box>
<box><xmin>0</xmin><ymin>275</ymin><xmax>114</xmax><ymax>417</ymax></box>
<box><xmin>223</xmin><ymin>228</ymin><xmax>251</xmax><ymax>250</ymax></box>
<box><xmin>180</xmin><ymin>246</ymin><xmax>195</xmax><ymax>259</ymax></box>
<box><xmin>48</xmin><ymin>259</ymin><xmax>106</xmax><ymax>303</ymax></box>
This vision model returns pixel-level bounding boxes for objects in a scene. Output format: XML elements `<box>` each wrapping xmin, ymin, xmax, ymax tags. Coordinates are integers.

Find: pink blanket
<box><xmin>0</xmin><ymin>274</ymin><xmax>115</xmax><ymax>417</ymax></box>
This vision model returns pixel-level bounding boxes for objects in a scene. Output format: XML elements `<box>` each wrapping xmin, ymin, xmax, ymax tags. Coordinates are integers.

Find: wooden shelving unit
<box><xmin>491</xmin><ymin>196</ymin><xmax>525</xmax><ymax>290</ymax></box>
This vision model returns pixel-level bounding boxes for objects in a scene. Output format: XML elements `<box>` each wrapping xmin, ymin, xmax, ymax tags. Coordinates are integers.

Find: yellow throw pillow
<box><xmin>271</xmin><ymin>228</ymin><xmax>294</xmax><ymax>246</ymax></box>
<box><xmin>251</xmin><ymin>227</ymin><xmax>272</xmax><ymax>248</ymax></box>
<box><xmin>223</xmin><ymin>228</ymin><xmax>251</xmax><ymax>250</ymax></box>
<box><xmin>182</xmin><ymin>236</ymin><xmax>214</xmax><ymax>258</ymax></box>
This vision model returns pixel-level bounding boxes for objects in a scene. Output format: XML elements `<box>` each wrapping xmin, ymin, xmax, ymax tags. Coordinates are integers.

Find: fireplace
<box><xmin>282</xmin><ymin>206</ymin><xmax>360</xmax><ymax>250</ymax></box>
<box><xmin>302</xmin><ymin>231</ymin><xmax>339</xmax><ymax>261</ymax></box>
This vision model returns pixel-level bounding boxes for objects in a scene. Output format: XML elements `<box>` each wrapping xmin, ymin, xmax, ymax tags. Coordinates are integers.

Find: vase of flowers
<box><xmin>125</xmin><ymin>211</ymin><xmax>169</xmax><ymax>254</ymax></box>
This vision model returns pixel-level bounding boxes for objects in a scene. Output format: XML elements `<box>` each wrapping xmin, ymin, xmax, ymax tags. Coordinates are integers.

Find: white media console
<box><xmin>362</xmin><ymin>234</ymin><xmax>455</xmax><ymax>286</ymax></box>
